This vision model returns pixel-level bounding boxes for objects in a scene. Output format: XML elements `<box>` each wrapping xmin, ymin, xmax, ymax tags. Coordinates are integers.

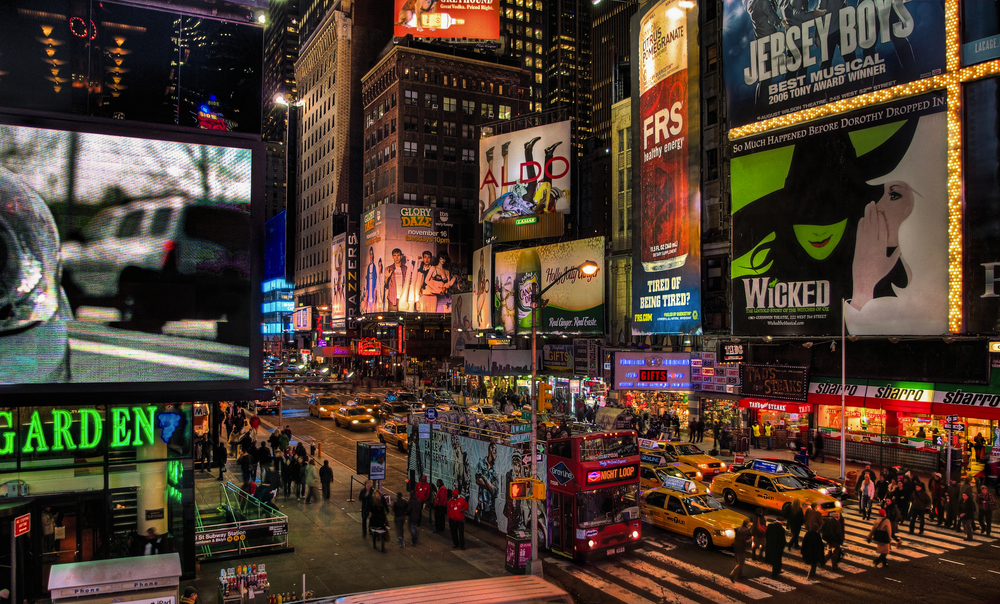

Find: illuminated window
<box><xmin>535</xmin><ymin>0</ymin><xmax>542</xmax><ymax>10</ymax></box>
<box><xmin>462</xmin><ymin>148</ymin><xmax>475</xmax><ymax>163</ymax></box>
<box><xmin>525</xmin><ymin>56</ymin><xmax>533</xmax><ymax>67</ymax></box>
<box><xmin>706</xmin><ymin>44</ymin><xmax>718</xmax><ymax>73</ymax></box>
<box><xmin>516</xmin><ymin>0</ymin><xmax>523</xmax><ymax>5</ymax></box>
<box><xmin>506</xmin><ymin>8</ymin><xmax>513</xmax><ymax>18</ymax></box>
<box><xmin>536</xmin><ymin>45</ymin><xmax>544</xmax><ymax>55</ymax></box>
<box><xmin>516</xmin><ymin>11</ymin><xmax>523</xmax><ymax>20</ymax></box>
<box><xmin>499</xmin><ymin>105</ymin><xmax>512</xmax><ymax>120</ymax></box>
<box><xmin>535</xmin><ymin>58</ymin><xmax>543</xmax><ymax>69</ymax></box>
<box><xmin>404</xmin><ymin>90</ymin><xmax>417</xmax><ymax>105</ymax></box>
<box><xmin>516</xmin><ymin>40</ymin><xmax>523</xmax><ymax>50</ymax></box>
<box><xmin>481</xmin><ymin>103</ymin><xmax>494</xmax><ymax>118</ymax></box>
<box><xmin>425</xmin><ymin>93</ymin><xmax>438</xmax><ymax>108</ymax></box>
<box><xmin>525</xmin><ymin>0</ymin><xmax>533</xmax><ymax>8</ymax></box>
<box><xmin>526</xmin><ymin>42</ymin><xmax>533</xmax><ymax>53</ymax></box>
<box><xmin>443</xmin><ymin>97</ymin><xmax>457</xmax><ymax>111</ymax></box>
<box><xmin>404</xmin><ymin>141</ymin><xmax>416</xmax><ymax>157</ymax></box>
<box><xmin>535</xmin><ymin>28</ymin><xmax>543</xmax><ymax>39</ymax></box>
<box><xmin>462</xmin><ymin>100</ymin><xmax>475</xmax><ymax>115</ymax></box>
<box><xmin>535</xmin><ymin>73</ymin><xmax>543</xmax><ymax>84</ymax></box>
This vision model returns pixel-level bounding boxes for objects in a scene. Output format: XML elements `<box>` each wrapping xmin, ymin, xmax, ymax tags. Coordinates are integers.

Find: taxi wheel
<box><xmin>397</xmin><ymin>441</ymin><xmax>405</xmax><ymax>452</ymax></box>
<box><xmin>378</xmin><ymin>434</ymin><xmax>385</xmax><ymax>443</ymax></box>
<box><xmin>694</xmin><ymin>529</ymin><xmax>712</xmax><ymax>550</ymax></box>
<box><xmin>723</xmin><ymin>489</ymin><xmax>737</xmax><ymax>506</ymax></box>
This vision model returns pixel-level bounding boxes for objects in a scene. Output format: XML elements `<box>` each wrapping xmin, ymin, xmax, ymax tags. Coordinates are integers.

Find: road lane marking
<box><xmin>639</xmin><ymin>549</ymin><xmax>772</xmax><ymax>600</ymax></box>
<box><xmin>842</xmin><ymin>524</ymin><xmax>957</xmax><ymax>552</ymax></box>
<box><xmin>69</xmin><ymin>338</ymin><xmax>249</xmax><ymax>378</ymax></box>
<box><xmin>988</xmin><ymin>569</ymin><xmax>1000</xmax><ymax>575</ymax></box>
<box><xmin>886</xmin><ymin>577</ymin><xmax>902</xmax><ymax>583</ymax></box>
<box><xmin>939</xmin><ymin>558</ymin><xmax>964</xmax><ymax>565</ymax></box>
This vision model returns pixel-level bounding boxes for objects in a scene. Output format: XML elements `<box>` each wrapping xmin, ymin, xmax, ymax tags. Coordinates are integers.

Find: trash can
<box><xmin>846</xmin><ymin>471</ymin><xmax>858</xmax><ymax>498</ymax></box>
<box><xmin>505</xmin><ymin>531</ymin><xmax>531</xmax><ymax>575</ymax></box>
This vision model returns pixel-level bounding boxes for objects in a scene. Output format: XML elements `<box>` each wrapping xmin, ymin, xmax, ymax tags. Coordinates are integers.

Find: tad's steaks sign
<box><xmin>740</xmin><ymin>364</ymin><xmax>809</xmax><ymax>402</ymax></box>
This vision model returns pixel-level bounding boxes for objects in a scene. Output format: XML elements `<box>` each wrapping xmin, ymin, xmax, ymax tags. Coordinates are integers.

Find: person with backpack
<box><xmin>821</xmin><ymin>511</ymin><xmax>845</xmax><ymax>571</ymax></box>
<box><xmin>867</xmin><ymin>508</ymin><xmax>894</xmax><ymax>567</ymax></box>
<box><xmin>415</xmin><ymin>475</ymin><xmax>431</xmax><ymax>526</ymax></box>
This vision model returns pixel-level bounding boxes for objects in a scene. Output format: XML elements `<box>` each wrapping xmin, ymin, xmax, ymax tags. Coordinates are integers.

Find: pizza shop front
<box><xmin>0</xmin><ymin>403</ymin><xmax>195</xmax><ymax>601</ymax></box>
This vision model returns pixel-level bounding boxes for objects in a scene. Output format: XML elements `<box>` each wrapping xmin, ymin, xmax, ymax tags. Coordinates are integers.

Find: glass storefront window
<box><xmin>818</xmin><ymin>405</ymin><xmax>885</xmax><ymax>435</ymax></box>
<box><xmin>756</xmin><ymin>409</ymin><xmax>809</xmax><ymax>431</ymax></box>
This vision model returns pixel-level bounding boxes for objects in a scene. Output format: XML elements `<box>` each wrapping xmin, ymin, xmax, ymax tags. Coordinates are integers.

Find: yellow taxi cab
<box><xmin>640</xmin><ymin>478</ymin><xmax>747</xmax><ymax>549</ymax></box>
<box><xmin>639</xmin><ymin>463</ymin><xmax>709</xmax><ymax>493</ymax></box>
<box><xmin>377</xmin><ymin>421</ymin><xmax>409</xmax><ymax>452</ymax></box>
<box><xmin>333</xmin><ymin>405</ymin><xmax>378</xmax><ymax>431</ymax></box>
<box><xmin>710</xmin><ymin>459</ymin><xmax>843</xmax><ymax>516</ymax></box>
<box><xmin>307</xmin><ymin>395</ymin><xmax>341</xmax><ymax>419</ymax></box>
<box><xmin>653</xmin><ymin>440</ymin><xmax>727</xmax><ymax>477</ymax></box>
<box><xmin>352</xmin><ymin>396</ymin><xmax>381</xmax><ymax>415</ymax></box>
<box><xmin>639</xmin><ymin>443</ymin><xmax>704</xmax><ymax>482</ymax></box>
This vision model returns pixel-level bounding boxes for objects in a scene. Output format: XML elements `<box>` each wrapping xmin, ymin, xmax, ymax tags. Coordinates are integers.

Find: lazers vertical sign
<box><xmin>346</xmin><ymin>222</ymin><xmax>360</xmax><ymax>321</ymax></box>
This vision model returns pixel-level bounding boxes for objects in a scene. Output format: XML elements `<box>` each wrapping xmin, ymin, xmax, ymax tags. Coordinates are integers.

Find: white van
<box><xmin>332</xmin><ymin>576</ymin><xmax>573</xmax><ymax>604</ymax></box>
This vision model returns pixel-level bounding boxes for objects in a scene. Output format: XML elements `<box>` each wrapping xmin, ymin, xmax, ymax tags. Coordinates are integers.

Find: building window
<box><xmin>390</xmin><ymin>142</ymin><xmax>396</xmax><ymax>158</ymax></box>
<box><xmin>535</xmin><ymin>73</ymin><xmax>543</xmax><ymax>84</ymax></box>
<box><xmin>481</xmin><ymin>104</ymin><xmax>494</xmax><ymax>118</ymax></box>
<box><xmin>535</xmin><ymin>58</ymin><xmax>543</xmax><ymax>69</ymax></box>
<box><xmin>617</xmin><ymin>126</ymin><xmax>631</xmax><ymax>153</ymax></box>
<box><xmin>443</xmin><ymin>97</ymin><xmax>457</xmax><ymax>111</ymax></box>
<box><xmin>462</xmin><ymin>124</ymin><xmax>475</xmax><ymax>139</ymax></box>
<box><xmin>391</xmin><ymin>92</ymin><xmax>397</xmax><ymax>107</ymax></box>
<box><xmin>498</xmin><ymin>105</ymin><xmax>512</xmax><ymax>120</ymax></box>
<box><xmin>425</xmin><ymin>144</ymin><xmax>438</xmax><ymax>159</ymax></box>
<box><xmin>404</xmin><ymin>141</ymin><xmax>417</xmax><ymax>157</ymax></box>
<box><xmin>404</xmin><ymin>192</ymin><xmax>417</xmax><ymax>202</ymax></box>
<box><xmin>535</xmin><ymin>28</ymin><xmax>543</xmax><ymax>39</ymax></box>
<box><xmin>702</xmin><ymin>0</ymin><xmax>717</xmax><ymax>22</ymax></box>
<box><xmin>706</xmin><ymin>96</ymin><xmax>718</xmax><ymax>126</ymax></box>
<box><xmin>424</xmin><ymin>118</ymin><xmax>438</xmax><ymax>134</ymax></box>
<box><xmin>404</xmin><ymin>116</ymin><xmax>418</xmax><ymax>131</ymax></box>
<box><xmin>462</xmin><ymin>100</ymin><xmax>475</xmax><ymax>115</ymax></box>
<box><xmin>443</xmin><ymin>121</ymin><xmax>457</xmax><ymax>136</ymax></box>
<box><xmin>443</xmin><ymin>146</ymin><xmax>456</xmax><ymax>161</ymax></box>
<box><xmin>443</xmin><ymin>171</ymin><xmax>456</xmax><ymax>186</ymax></box>
<box><xmin>404</xmin><ymin>90</ymin><xmax>418</xmax><ymax>105</ymax></box>
<box><xmin>391</xmin><ymin>118</ymin><xmax>397</xmax><ymax>133</ymax></box>
<box><xmin>706</xmin><ymin>44</ymin><xmax>718</xmax><ymax>73</ymax></box>
<box><xmin>462</xmin><ymin>148</ymin><xmax>475</xmax><ymax>163</ymax></box>
<box><xmin>706</xmin><ymin>148</ymin><xmax>719</xmax><ymax>180</ymax></box>
<box><xmin>425</xmin><ymin>93</ymin><xmax>438</xmax><ymax>109</ymax></box>
<box><xmin>525</xmin><ymin>56</ymin><xmax>533</xmax><ymax>67</ymax></box>
<box><xmin>706</xmin><ymin>257</ymin><xmax>725</xmax><ymax>291</ymax></box>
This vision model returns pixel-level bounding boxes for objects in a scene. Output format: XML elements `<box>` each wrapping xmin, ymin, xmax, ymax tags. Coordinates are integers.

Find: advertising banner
<box><xmin>613</xmin><ymin>351</ymin><xmax>691</xmax><ymax>391</ymax></box>
<box><xmin>264</xmin><ymin>211</ymin><xmax>286</xmax><ymax>283</ymax></box>
<box><xmin>722</xmin><ymin>0</ymin><xmax>946</xmax><ymax>129</ymax></box>
<box><xmin>740</xmin><ymin>364</ymin><xmax>809</xmax><ymax>402</ymax></box>
<box><xmin>573</xmin><ymin>339</ymin><xmax>590</xmax><ymax>374</ymax></box>
<box><xmin>631</xmin><ymin>0</ymin><xmax>702</xmax><ymax>335</ymax></box>
<box><xmin>490</xmin><ymin>349</ymin><xmax>532</xmax><ymax>376</ymax></box>
<box><xmin>541</xmin><ymin>344</ymin><xmax>573</xmax><ymax>373</ymax></box>
<box><xmin>730</xmin><ymin>92</ymin><xmax>948</xmax><ymax>336</ymax></box>
<box><xmin>479</xmin><ymin>121</ymin><xmax>572</xmax><ymax>225</ymax></box>
<box><xmin>393</xmin><ymin>0</ymin><xmax>500</xmax><ymax>41</ymax></box>
<box><xmin>494</xmin><ymin>236</ymin><xmax>604</xmax><ymax>336</ymax></box>
<box><xmin>463</xmin><ymin>349</ymin><xmax>491</xmax><ymax>375</ymax></box>
<box><xmin>473</xmin><ymin>244</ymin><xmax>493</xmax><ymax>330</ymax></box>
<box><xmin>332</xmin><ymin>233</ymin><xmax>346</xmax><ymax>321</ymax></box>
<box><xmin>360</xmin><ymin>204</ymin><xmax>469</xmax><ymax>315</ymax></box>
<box><xmin>963</xmin><ymin>76</ymin><xmax>1000</xmax><ymax>333</ymax></box>
<box><xmin>963</xmin><ymin>2</ymin><xmax>1000</xmax><ymax>65</ymax></box>
<box><xmin>451</xmin><ymin>292</ymin><xmax>477</xmax><ymax>356</ymax></box>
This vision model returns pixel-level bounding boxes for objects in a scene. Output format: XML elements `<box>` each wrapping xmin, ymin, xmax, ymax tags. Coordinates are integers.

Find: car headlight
<box><xmin>698</xmin><ymin>464</ymin><xmax>708</xmax><ymax>469</ymax></box>
<box><xmin>722</xmin><ymin>529</ymin><xmax>736</xmax><ymax>538</ymax></box>
<box><xmin>834</xmin><ymin>500</ymin><xmax>842</xmax><ymax>507</ymax></box>
<box><xmin>818</xmin><ymin>488</ymin><xmax>829</xmax><ymax>495</ymax></box>
<box><xmin>695</xmin><ymin>472</ymin><xmax>704</xmax><ymax>481</ymax></box>
<box><xmin>351</xmin><ymin>420</ymin><xmax>359</xmax><ymax>424</ymax></box>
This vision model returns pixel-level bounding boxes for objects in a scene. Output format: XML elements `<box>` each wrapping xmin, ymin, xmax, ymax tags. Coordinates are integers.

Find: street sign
<box><xmin>945</xmin><ymin>423</ymin><xmax>965</xmax><ymax>432</ymax></box>
<box><xmin>946</xmin><ymin>415</ymin><xmax>959</xmax><ymax>422</ymax></box>
<box><xmin>424</xmin><ymin>408</ymin><xmax>438</xmax><ymax>423</ymax></box>
<box><xmin>418</xmin><ymin>424</ymin><xmax>430</xmax><ymax>439</ymax></box>
<box><xmin>13</xmin><ymin>513</ymin><xmax>29</xmax><ymax>537</ymax></box>
<box><xmin>510</xmin><ymin>433</ymin><xmax>530</xmax><ymax>444</ymax></box>
<box><xmin>511</xmin><ymin>423</ymin><xmax>531</xmax><ymax>434</ymax></box>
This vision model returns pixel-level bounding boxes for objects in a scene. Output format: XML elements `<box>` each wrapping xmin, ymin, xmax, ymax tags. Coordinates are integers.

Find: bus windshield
<box><xmin>579</xmin><ymin>434</ymin><xmax>639</xmax><ymax>462</ymax></box>
<box><xmin>576</xmin><ymin>484</ymin><xmax>640</xmax><ymax>528</ymax></box>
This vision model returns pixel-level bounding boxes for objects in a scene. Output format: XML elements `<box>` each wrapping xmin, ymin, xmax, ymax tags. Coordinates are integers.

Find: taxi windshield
<box><xmin>784</xmin><ymin>464</ymin><xmax>813</xmax><ymax>479</ymax></box>
<box><xmin>674</xmin><ymin>444</ymin><xmax>702</xmax><ymax>456</ymax></box>
<box><xmin>655</xmin><ymin>468</ymin><xmax>684</xmax><ymax>482</ymax></box>
<box><xmin>774</xmin><ymin>475</ymin><xmax>806</xmax><ymax>490</ymax></box>
<box><xmin>683</xmin><ymin>495</ymin><xmax>724</xmax><ymax>515</ymax></box>
<box><xmin>348</xmin><ymin>408</ymin><xmax>370</xmax><ymax>416</ymax></box>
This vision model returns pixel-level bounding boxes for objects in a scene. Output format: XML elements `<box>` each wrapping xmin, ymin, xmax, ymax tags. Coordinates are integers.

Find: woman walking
<box><xmin>959</xmin><ymin>491</ymin><xmax>977</xmax><ymax>541</ymax></box>
<box><xmin>370</xmin><ymin>493</ymin><xmax>389</xmax><ymax>552</ymax></box>
<box><xmin>750</xmin><ymin>508</ymin><xmax>767</xmax><ymax>560</ymax></box>
<box><xmin>860</xmin><ymin>474</ymin><xmax>876</xmax><ymax>520</ymax></box>
<box><xmin>867</xmin><ymin>508</ymin><xmax>894</xmax><ymax>567</ymax></box>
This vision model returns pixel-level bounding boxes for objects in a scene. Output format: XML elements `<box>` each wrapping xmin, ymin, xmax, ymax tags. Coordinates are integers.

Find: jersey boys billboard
<box><xmin>730</xmin><ymin>92</ymin><xmax>948</xmax><ymax>336</ymax></box>
<box><xmin>630</xmin><ymin>0</ymin><xmax>702</xmax><ymax>335</ymax></box>
<box><xmin>722</xmin><ymin>0</ymin><xmax>945</xmax><ymax>129</ymax></box>
<box><xmin>394</xmin><ymin>0</ymin><xmax>500</xmax><ymax>40</ymax></box>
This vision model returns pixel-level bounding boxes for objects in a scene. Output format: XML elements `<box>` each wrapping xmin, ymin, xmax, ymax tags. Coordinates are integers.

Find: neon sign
<box><xmin>0</xmin><ymin>406</ymin><xmax>181</xmax><ymax>456</ymax></box>
<box><xmin>358</xmin><ymin>338</ymin><xmax>382</xmax><ymax>356</ymax></box>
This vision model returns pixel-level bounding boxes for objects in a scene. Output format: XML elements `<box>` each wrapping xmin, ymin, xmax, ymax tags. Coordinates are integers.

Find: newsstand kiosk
<box><xmin>48</xmin><ymin>553</ymin><xmax>182</xmax><ymax>604</ymax></box>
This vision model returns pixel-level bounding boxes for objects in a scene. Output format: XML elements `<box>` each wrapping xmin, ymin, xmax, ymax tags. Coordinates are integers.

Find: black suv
<box><xmin>729</xmin><ymin>457</ymin><xmax>845</xmax><ymax>498</ymax></box>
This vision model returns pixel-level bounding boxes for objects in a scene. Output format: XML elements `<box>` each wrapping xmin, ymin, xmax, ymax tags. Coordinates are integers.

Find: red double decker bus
<box><xmin>545</xmin><ymin>430</ymin><xmax>642</xmax><ymax>561</ymax></box>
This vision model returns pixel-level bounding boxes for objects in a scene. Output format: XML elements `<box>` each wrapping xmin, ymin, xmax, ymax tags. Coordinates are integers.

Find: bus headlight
<box><xmin>587</xmin><ymin>540</ymin><xmax>595</xmax><ymax>548</ymax></box>
<box><xmin>631</xmin><ymin>530</ymin><xmax>639</xmax><ymax>539</ymax></box>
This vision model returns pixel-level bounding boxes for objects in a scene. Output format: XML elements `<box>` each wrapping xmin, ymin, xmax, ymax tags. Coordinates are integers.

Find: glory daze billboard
<box><xmin>631</xmin><ymin>0</ymin><xmax>702</xmax><ymax>335</ymax></box>
<box><xmin>394</xmin><ymin>0</ymin><xmax>500</xmax><ymax>40</ymax></box>
<box><xmin>730</xmin><ymin>92</ymin><xmax>948</xmax><ymax>336</ymax></box>
<box><xmin>723</xmin><ymin>0</ymin><xmax>945</xmax><ymax>129</ymax></box>
<box><xmin>479</xmin><ymin>121</ymin><xmax>572</xmax><ymax>223</ymax></box>
<box><xmin>494</xmin><ymin>237</ymin><xmax>604</xmax><ymax>336</ymax></box>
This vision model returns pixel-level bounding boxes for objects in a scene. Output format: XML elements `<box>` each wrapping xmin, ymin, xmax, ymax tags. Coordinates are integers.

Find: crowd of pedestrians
<box><xmin>358</xmin><ymin>476</ymin><xmax>470</xmax><ymax>552</ymax></box>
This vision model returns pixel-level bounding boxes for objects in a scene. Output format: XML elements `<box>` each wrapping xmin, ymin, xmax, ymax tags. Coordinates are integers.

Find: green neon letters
<box><xmin>0</xmin><ymin>406</ymin><xmax>161</xmax><ymax>456</ymax></box>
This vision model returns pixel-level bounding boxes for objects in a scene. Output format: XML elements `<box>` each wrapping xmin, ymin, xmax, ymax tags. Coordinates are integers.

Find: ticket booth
<box><xmin>48</xmin><ymin>553</ymin><xmax>182</xmax><ymax>604</ymax></box>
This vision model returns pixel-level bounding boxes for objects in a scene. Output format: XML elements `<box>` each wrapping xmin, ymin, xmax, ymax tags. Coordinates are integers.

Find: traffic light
<box><xmin>537</xmin><ymin>382</ymin><xmax>553</xmax><ymax>412</ymax></box>
<box><xmin>510</xmin><ymin>478</ymin><xmax>532</xmax><ymax>500</ymax></box>
<box><xmin>531</xmin><ymin>479</ymin><xmax>546</xmax><ymax>501</ymax></box>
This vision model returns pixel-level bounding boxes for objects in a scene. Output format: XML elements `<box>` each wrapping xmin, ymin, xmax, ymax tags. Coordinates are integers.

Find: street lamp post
<box><xmin>529</xmin><ymin>259</ymin><xmax>599</xmax><ymax>577</ymax></box>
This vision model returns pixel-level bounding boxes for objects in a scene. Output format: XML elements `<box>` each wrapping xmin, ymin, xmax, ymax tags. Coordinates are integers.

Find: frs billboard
<box><xmin>361</xmin><ymin>204</ymin><xmax>469</xmax><ymax>315</ymax></box>
<box><xmin>730</xmin><ymin>92</ymin><xmax>948</xmax><ymax>336</ymax></box>
<box><xmin>393</xmin><ymin>0</ymin><xmax>500</xmax><ymax>40</ymax></box>
<box><xmin>494</xmin><ymin>237</ymin><xmax>604</xmax><ymax>336</ymax></box>
<box><xmin>478</xmin><ymin>121</ymin><xmax>572</xmax><ymax>224</ymax></box>
<box><xmin>472</xmin><ymin>244</ymin><xmax>493</xmax><ymax>330</ymax></box>
<box><xmin>630</xmin><ymin>0</ymin><xmax>702</xmax><ymax>335</ymax></box>
<box><xmin>722</xmin><ymin>0</ymin><xmax>945</xmax><ymax>129</ymax></box>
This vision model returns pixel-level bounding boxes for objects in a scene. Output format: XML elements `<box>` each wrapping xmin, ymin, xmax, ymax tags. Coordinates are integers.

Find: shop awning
<box><xmin>807</xmin><ymin>376</ymin><xmax>871</xmax><ymax>408</ymax></box>
<box><xmin>932</xmin><ymin>383</ymin><xmax>1000</xmax><ymax>421</ymax></box>
<box><xmin>863</xmin><ymin>380</ymin><xmax>933</xmax><ymax>414</ymax></box>
<box><xmin>739</xmin><ymin>398</ymin><xmax>813</xmax><ymax>414</ymax></box>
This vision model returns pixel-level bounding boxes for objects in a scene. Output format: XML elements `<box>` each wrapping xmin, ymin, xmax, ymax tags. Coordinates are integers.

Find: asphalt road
<box><xmin>268</xmin><ymin>385</ymin><xmax>1000</xmax><ymax>604</ymax></box>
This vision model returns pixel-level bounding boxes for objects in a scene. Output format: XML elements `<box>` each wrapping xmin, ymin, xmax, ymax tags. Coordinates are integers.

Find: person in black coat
<box><xmin>369</xmin><ymin>495</ymin><xmax>389</xmax><ymax>552</ymax></box>
<box><xmin>359</xmin><ymin>479</ymin><xmax>375</xmax><ymax>537</ymax></box>
<box><xmin>800</xmin><ymin>526</ymin><xmax>826</xmax><ymax>579</ymax></box>
<box><xmin>407</xmin><ymin>491</ymin><xmax>422</xmax><ymax>545</ymax></box>
<box><xmin>319</xmin><ymin>460</ymin><xmax>334</xmax><ymax>501</ymax></box>
<box><xmin>821</xmin><ymin>512</ymin><xmax>845</xmax><ymax>570</ymax></box>
<box><xmin>215</xmin><ymin>439</ymin><xmax>228</xmax><ymax>481</ymax></box>
<box><xmin>785</xmin><ymin>500</ymin><xmax>805</xmax><ymax>550</ymax></box>
<box><xmin>764</xmin><ymin>519</ymin><xmax>787</xmax><ymax>578</ymax></box>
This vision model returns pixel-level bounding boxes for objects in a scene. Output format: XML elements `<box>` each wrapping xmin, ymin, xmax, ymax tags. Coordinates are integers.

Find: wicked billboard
<box><xmin>361</xmin><ymin>204</ymin><xmax>469</xmax><ymax>315</ymax></box>
<box><xmin>730</xmin><ymin>92</ymin><xmax>948</xmax><ymax>336</ymax></box>
<box><xmin>630</xmin><ymin>0</ymin><xmax>702</xmax><ymax>335</ymax></box>
<box><xmin>722</xmin><ymin>0</ymin><xmax>946</xmax><ymax>129</ymax></box>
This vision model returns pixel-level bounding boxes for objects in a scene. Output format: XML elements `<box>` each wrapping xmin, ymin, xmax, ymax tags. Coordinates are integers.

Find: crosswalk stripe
<box><xmin>841</xmin><ymin>524</ymin><xmax>951</xmax><ymax>554</ymax></box>
<box><xmin>546</xmin><ymin>558</ymin><xmax>661</xmax><ymax>604</ymax></box>
<box><xmin>591</xmin><ymin>561</ymin><xmax>701</xmax><ymax>604</ymax></box>
<box><xmin>744</xmin><ymin>559</ymin><xmax>818</xmax><ymax>585</ymax></box>
<box><xmin>749</xmin><ymin>576</ymin><xmax>797</xmax><ymax>593</ymax></box>
<box><xmin>607</xmin><ymin>559</ymin><xmax>747</xmax><ymax>604</ymax></box>
<box><xmin>840</xmin><ymin>536</ymin><xmax>926</xmax><ymax>561</ymax></box>
<box><xmin>841</xmin><ymin>508</ymin><xmax>998</xmax><ymax>544</ymax></box>
<box><xmin>638</xmin><ymin>549</ymin><xmax>773</xmax><ymax>600</ymax></box>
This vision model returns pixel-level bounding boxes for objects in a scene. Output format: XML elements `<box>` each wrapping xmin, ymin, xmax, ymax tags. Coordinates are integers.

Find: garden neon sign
<box><xmin>0</xmin><ymin>406</ymin><xmax>176</xmax><ymax>455</ymax></box>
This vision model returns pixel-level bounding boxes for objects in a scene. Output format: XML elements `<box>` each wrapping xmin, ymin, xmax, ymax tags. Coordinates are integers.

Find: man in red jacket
<box><xmin>447</xmin><ymin>489</ymin><xmax>469</xmax><ymax>549</ymax></box>
<box><xmin>434</xmin><ymin>480</ymin><xmax>449</xmax><ymax>533</ymax></box>
<box><xmin>415</xmin><ymin>475</ymin><xmax>431</xmax><ymax>526</ymax></box>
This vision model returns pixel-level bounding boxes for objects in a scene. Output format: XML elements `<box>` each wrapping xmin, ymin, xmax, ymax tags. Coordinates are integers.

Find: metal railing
<box><xmin>194</xmin><ymin>482</ymin><xmax>290</xmax><ymax>559</ymax></box>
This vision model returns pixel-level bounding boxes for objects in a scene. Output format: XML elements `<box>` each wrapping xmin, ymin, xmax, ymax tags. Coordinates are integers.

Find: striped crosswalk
<box><xmin>544</xmin><ymin>502</ymin><xmax>998</xmax><ymax>603</ymax></box>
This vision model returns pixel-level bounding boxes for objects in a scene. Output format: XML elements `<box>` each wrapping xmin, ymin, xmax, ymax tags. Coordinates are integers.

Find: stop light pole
<box><xmin>528</xmin><ymin>260</ymin><xmax>599</xmax><ymax>577</ymax></box>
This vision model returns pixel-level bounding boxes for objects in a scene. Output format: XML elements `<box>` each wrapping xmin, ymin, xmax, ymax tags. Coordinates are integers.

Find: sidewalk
<box><xmin>190</xmin><ymin>422</ymin><xmax>510</xmax><ymax>603</ymax></box>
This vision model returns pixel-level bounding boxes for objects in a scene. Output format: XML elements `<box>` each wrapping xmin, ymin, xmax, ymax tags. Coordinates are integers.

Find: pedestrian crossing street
<box><xmin>546</xmin><ymin>505</ymin><xmax>998</xmax><ymax>603</ymax></box>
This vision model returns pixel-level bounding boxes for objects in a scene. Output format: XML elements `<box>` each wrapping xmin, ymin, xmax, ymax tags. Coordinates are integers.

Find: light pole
<box><xmin>529</xmin><ymin>259</ymin><xmax>599</xmax><ymax>577</ymax></box>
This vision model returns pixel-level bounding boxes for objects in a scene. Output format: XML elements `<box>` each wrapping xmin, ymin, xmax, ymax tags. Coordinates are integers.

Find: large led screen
<box><xmin>478</xmin><ymin>121</ymin><xmax>572</xmax><ymax>224</ymax></box>
<box><xmin>630</xmin><ymin>0</ymin><xmax>702</xmax><ymax>335</ymax></box>
<box><xmin>332</xmin><ymin>232</ymin><xmax>347</xmax><ymax>321</ymax></box>
<box><xmin>494</xmin><ymin>237</ymin><xmax>604</xmax><ymax>336</ymax></box>
<box><xmin>393</xmin><ymin>0</ymin><xmax>500</xmax><ymax>40</ymax></box>
<box><xmin>361</xmin><ymin>204</ymin><xmax>469</xmax><ymax>315</ymax></box>
<box><xmin>0</xmin><ymin>118</ymin><xmax>258</xmax><ymax>389</ymax></box>
<box><xmin>730</xmin><ymin>92</ymin><xmax>948</xmax><ymax>336</ymax></box>
<box><xmin>722</xmin><ymin>0</ymin><xmax>945</xmax><ymax>129</ymax></box>
<box><xmin>963</xmin><ymin>1</ymin><xmax>1000</xmax><ymax>66</ymax></box>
